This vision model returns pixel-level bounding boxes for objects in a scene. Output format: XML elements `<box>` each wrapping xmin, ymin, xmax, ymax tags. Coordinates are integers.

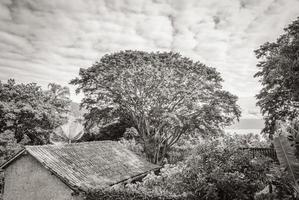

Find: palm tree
<box><xmin>46</xmin><ymin>83</ymin><xmax>71</xmax><ymax>115</ymax></box>
<box><xmin>47</xmin><ymin>83</ymin><xmax>70</xmax><ymax>100</ymax></box>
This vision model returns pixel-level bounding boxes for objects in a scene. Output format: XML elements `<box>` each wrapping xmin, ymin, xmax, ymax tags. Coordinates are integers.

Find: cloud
<box><xmin>0</xmin><ymin>0</ymin><xmax>299</xmax><ymax>114</ymax></box>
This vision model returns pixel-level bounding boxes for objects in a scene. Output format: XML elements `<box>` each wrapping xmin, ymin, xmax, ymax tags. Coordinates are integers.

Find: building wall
<box><xmin>3</xmin><ymin>154</ymin><xmax>83</xmax><ymax>200</ymax></box>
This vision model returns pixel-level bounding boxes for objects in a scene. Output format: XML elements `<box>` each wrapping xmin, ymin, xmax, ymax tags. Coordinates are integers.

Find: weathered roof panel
<box><xmin>13</xmin><ymin>141</ymin><xmax>159</xmax><ymax>191</ymax></box>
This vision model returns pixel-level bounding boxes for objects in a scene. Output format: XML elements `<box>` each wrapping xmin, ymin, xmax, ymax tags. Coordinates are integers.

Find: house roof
<box><xmin>0</xmin><ymin>141</ymin><xmax>160</xmax><ymax>191</ymax></box>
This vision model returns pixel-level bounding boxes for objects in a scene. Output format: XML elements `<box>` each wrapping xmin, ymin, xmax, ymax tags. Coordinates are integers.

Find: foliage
<box><xmin>281</xmin><ymin>119</ymin><xmax>299</xmax><ymax>156</ymax></box>
<box><xmin>46</xmin><ymin>83</ymin><xmax>70</xmax><ymax>100</ymax></box>
<box><xmin>118</xmin><ymin>131</ymin><xmax>271</xmax><ymax>165</ymax></box>
<box><xmin>0</xmin><ymin>131</ymin><xmax>23</xmax><ymax>165</ymax></box>
<box><xmin>166</xmin><ymin>135</ymin><xmax>202</xmax><ymax>164</ymax></box>
<box><xmin>273</xmin><ymin>135</ymin><xmax>299</xmax><ymax>195</ymax></box>
<box><xmin>46</xmin><ymin>83</ymin><xmax>71</xmax><ymax>112</ymax></box>
<box><xmin>271</xmin><ymin>119</ymin><xmax>299</xmax><ymax>198</ymax></box>
<box><xmin>118</xmin><ymin>131</ymin><xmax>204</xmax><ymax>164</ymax></box>
<box><xmin>0</xmin><ymin>79</ymin><xmax>70</xmax><ymax>145</ymax></box>
<box><xmin>254</xmin><ymin>17</ymin><xmax>299</xmax><ymax>137</ymax></box>
<box><xmin>51</xmin><ymin>116</ymin><xmax>84</xmax><ymax>144</ymax></box>
<box><xmin>255</xmin><ymin>166</ymin><xmax>296</xmax><ymax>200</ymax></box>
<box><xmin>81</xmin><ymin>119</ymin><xmax>131</xmax><ymax>142</ymax></box>
<box><xmin>224</xmin><ymin>132</ymin><xmax>271</xmax><ymax>148</ymax></box>
<box><xmin>166</xmin><ymin>132</ymin><xmax>270</xmax><ymax>164</ymax></box>
<box><xmin>125</xmin><ymin>138</ymin><xmax>272</xmax><ymax>200</ymax></box>
<box><xmin>85</xmin><ymin>188</ymin><xmax>193</xmax><ymax>200</ymax></box>
<box><xmin>71</xmin><ymin>50</ymin><xmax>241</xmax><ymax>163</ymax></box>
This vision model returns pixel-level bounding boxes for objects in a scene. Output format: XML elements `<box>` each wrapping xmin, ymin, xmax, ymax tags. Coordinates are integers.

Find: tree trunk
<box><xmin>143</xmin><ymin>139</ymin><xmax>168</xmax><ymax>164</ymax></box>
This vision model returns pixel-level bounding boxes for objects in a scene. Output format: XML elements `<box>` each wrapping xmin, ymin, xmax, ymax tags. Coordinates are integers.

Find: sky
<box><xmin>0</xmin><ymin>0</ymin><xmax>299</xmax><ymax>118</ymax></box>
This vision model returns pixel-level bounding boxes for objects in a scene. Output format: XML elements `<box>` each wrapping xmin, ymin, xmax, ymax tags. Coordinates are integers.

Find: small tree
<box><xmin>71</xmin><ymin>51</ymin><xmax>240</xmax><ymax>163</ymax></box>
<box><xmin>254</xmin><ymin>17</ymin><xmax>299</xmax><ymax>137</ymax></box>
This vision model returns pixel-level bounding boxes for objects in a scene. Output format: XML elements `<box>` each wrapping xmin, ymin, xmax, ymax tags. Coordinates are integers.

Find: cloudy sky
<box><xmin>0</xmin><ymin>0</ymin><xmax>299</xmax><ymax>117</ymax></box>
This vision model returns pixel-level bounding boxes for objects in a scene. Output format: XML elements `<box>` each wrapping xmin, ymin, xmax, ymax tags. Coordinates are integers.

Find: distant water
<box><xmin>227</xmin><ymin>119</ymin><xmax>264</xmax><ymax>129</ymax></box>
<box><xmin>225</xmin><ymin>129</ymin><xmax>262</xmax><ymax>135</ymax></box>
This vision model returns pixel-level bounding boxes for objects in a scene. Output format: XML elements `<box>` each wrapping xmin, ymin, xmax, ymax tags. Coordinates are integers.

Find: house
<box><xmin>0</xmin><ymin>141</ymin><xmax>160</xmax><ymax>200</ymax></box>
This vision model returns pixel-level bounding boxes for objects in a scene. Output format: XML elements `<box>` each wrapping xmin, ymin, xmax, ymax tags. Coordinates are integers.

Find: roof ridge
<box><xmin>25</xmin><ymin>140</ymin><xmax>117</xmax><ymax>149</ymax></box>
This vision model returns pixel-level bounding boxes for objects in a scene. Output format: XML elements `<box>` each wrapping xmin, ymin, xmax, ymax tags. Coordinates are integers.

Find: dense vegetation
<box><xmin>86</xmin><ymin>189</ymin><xmax>192</xmax><ymax>200</ymax></box>
<box><xmin>252</xmin><ymin>16</ymin><xmax>299</xmax><ymax>199</ymax></box>
<box><xmin>126</xmin><ymin>138</ymin><xmax>271</xmax><ymax>199</ymax></box>
<box><xmin>254</xmin><ymin>17</ymin><xmax>299</xmax><ymax>137</ymax></box>
<box><xmin>0</xmin><ymin>80</ymin><xmax>71</xmax><ymax>145</ymax></box>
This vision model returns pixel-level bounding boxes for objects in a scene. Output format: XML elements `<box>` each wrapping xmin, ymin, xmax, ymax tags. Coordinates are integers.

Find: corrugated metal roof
<box><xmin>23</xmin><ymin>141</ymin><xmax>160</xmax><ymax>191</ymax></box>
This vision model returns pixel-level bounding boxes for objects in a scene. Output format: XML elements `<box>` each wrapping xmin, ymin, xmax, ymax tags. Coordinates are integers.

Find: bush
<box><xmin>125</xmin><ymin>138</ymin><xmax>273</xmax><ymax>200</ymax></box>
<box><xmin>166</xmin><ymin>135</ymin><xmax>204</xmax><ymax>164</ymax></box>
<box><xmin>165</xmin><ymin>132</ymin><xmax>271</xmax><ymax>164</ymax></box>
<box><xmin>85</xmin><ymin>188</ymin><xmax>194</xmax><ymax>200</ymax></box>
<box><xmin>223</xmin><ymin>132</ymin><xmax>271</xmax><ymax>148</ymax></box>
<box><xmin>255</xmin><ymin>166</ymin><xmax>297</xmax><ymax>200</ymax></box>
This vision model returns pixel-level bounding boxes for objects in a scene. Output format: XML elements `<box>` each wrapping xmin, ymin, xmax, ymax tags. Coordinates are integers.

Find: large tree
<box><xmin>254</xmin><ymin>17</ymin><xmax>299</xmax><ymax>137</ymax></box>
<box><xmin>71</xmin><ymin>51</ymin><xmax>240</xmax><ymax>163</ymax></box>
<box><xmin>0</xmin><ymin>79</ymin><xmax>71</xmax><ymax>145</ymax></box>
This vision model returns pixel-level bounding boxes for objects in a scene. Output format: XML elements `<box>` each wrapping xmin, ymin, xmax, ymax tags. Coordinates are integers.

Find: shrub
<box><xmin>85</xmin><ymin>188</ymin><xmax>194</xmax><ymax>200</ymax></box>
<box><xmin>255</xmin><ymin>166</ymin><xmax>296</xmax><ymax>200</ymax></box>
<box><xmin>185</xmin><ymin>142</ymin><xmax>269</xmax><ymax>199</ymax></box>
<box><xmin>125</xmin><ymin>138</ymin><xmax>273</xmax><ymax>200</ymax></box>
<box><xmin>166</xmin><ymin>132</ymin><xmax>271</xmax><ymax>164</ymax></box>
<box><xmin>221</xmin><ymin>132</ymin><xmax>271</xmax><ymax>148</ymax></box>
<box><xmin>166</xmin><ymin>135</ymin><xmax>204</xmax><ymax>164</ymax></box>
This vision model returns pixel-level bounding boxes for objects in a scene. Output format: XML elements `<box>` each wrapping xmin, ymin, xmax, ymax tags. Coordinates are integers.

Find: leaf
<box><xmin>52</xmin><ymin>116</ymin><xmax>84</xmax><ymax>144</ymax></box>
<box><xmin>273</xmin><ymin>135</ymin><xmax>299</xmax><ymax>193</ymax></box>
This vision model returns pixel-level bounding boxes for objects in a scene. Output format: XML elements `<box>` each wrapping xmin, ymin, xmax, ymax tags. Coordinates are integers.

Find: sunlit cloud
<box><xmin>0</xmin><ymin>0</ymin><xmax>299</xmax><ymax>117</ymax></box>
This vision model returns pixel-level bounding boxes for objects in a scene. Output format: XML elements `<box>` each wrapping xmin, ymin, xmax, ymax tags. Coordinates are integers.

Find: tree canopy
<box><xmin>254</xmin><ymin>17</ymin><xmax>299</xmax><ymax>137</ymax></box>
<box><xmin>71</xmin><ymin>51</ymin><xmax>241</xmax><ymax>163</ymax></box>
<box><xmin>0</xmin><ymin>79</ymin><xmax>71</xmax><ymax>145</ymax></box>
